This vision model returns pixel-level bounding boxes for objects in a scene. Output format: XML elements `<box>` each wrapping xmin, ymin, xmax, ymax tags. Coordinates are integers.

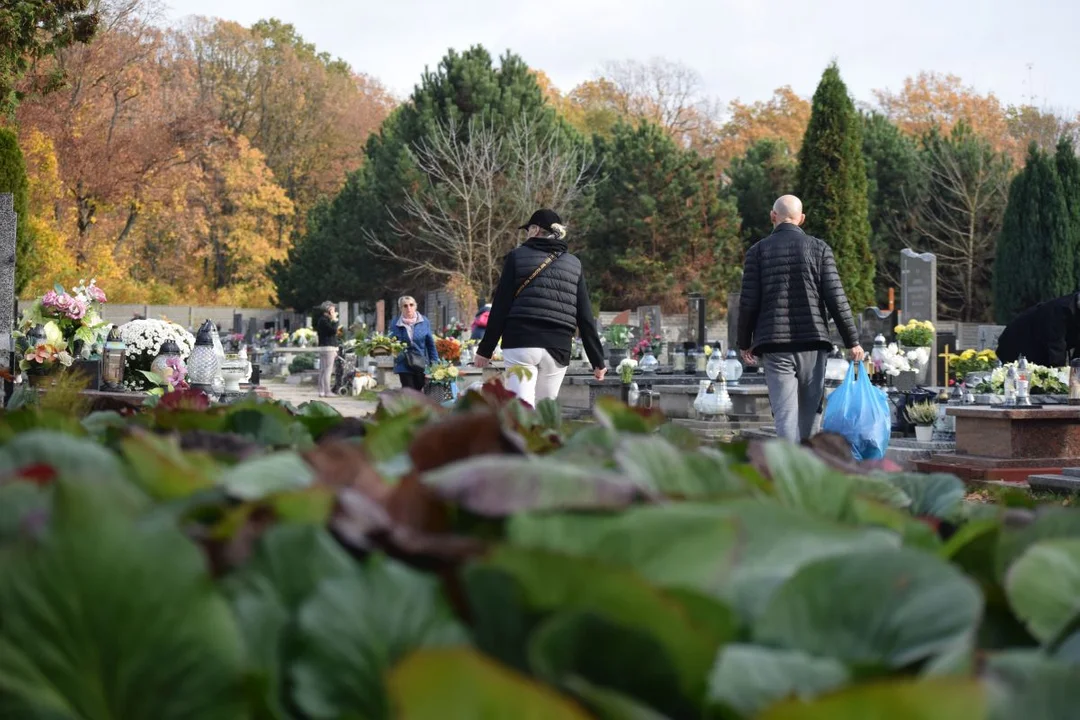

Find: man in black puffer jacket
<box><xmin>737</xmin><ymin>195</ymin><xmax>865</xmax><ymax>442</ymax></box>
<box><xmin>475</xmin><ymin>209</ymin><xmax>607</xmax><ymax>406</ymax></box>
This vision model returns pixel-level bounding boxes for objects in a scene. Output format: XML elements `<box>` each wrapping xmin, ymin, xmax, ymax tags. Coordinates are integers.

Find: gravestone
<box><xmin>0</xmin><ymin>194</ymin><xmax>14</xmax><ymax>406</ymax></box>
<box><xmin>232</xmin><ymin>312</ymin><xmax>243</xmax><ymax>335</ymax></box>
<box><xmin>726</xmin><ymin>291</ymin><xmax>740</xmax><ymax>354</ymax></box>
<box><xmin>859</xmin><ymin>308</ymin><xmax>896</xmax><ymax>349</ymax></box>
<box><xmin>900</xmin><ymin>249</ymin><xmax>937</xmax><ymax>324</ymax></box>
<box><xmin>637</xmin><ymin>305</ymin><xmax>662</xmax><ymax>340</ymax></box>
<box><xmin>978</xmin><ymin>325</ymin><xmax>1006</xmax><ymax>352</ymax></box>
<box><xmin>245</xmin><ymin>317</ymin><xmax>257</xmax><ymax>346</ymax></box>
<box><xmin>900</xmin><ymin>249</ymin><xmax>938</xmax><ymax>385</ymax></box>
<box><xmin>375</xmin><ymin>300</ymin><xmax>386</xmax><ymax>334</ymax></box>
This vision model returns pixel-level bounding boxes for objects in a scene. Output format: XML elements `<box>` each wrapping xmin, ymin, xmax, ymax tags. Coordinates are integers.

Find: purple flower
<box><xmin>51</xmin><ymin>293</ymin><xmax>74</xmax><ymax>313</ymax></box>
<box><xmin>165</xmin><ymin>355</ymin><xmax>187</xmax><ymax>385</ymax></box>
<box><xmin>67</xmin><ymin>298</ymin><xmax>87</xmax><ymax>320</ymax></box>
<box><xmin>41</xmin><ymin>290</ymin><xmax>60</xmax><ymax>307</ymax></box>
<box><xmin>87</xmin><ymin>285</ymin><xmax>107</xmax><ymax>303</ymax></box>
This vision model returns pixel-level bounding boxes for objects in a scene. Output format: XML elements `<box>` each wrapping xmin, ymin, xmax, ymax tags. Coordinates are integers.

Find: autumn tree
<box><xmin>1055</xmin><ymin>137</ymin><xmax>1080</xmax><ymax>289</ymax></box>
<box><xmin>909</xmin><ymin>123</ymin><xmax>1010</xmax><ymax>322</ymax></box>
<box><xmin>582</xmin><ymin>120</ymin><xmax>741</xmax><ymax>312</ymax></box>
<box><xmin>0</xmin><ymin>128</ymin><xmax>37</xmax><ymax>291</ymax></box>
<box><xmin>0</xmin><ymin>0</ymin><xmax>98</xmax><ymax>115</ymax></box>
<box><xmin>184</xmin><ymin>17</ymin><xmax>395</xmax><ymax>240</ymax></box>
<box><xmin>711</xmin><ymin>86</ymin><xmax>811</xmax><ymax>169</ymax></box>
<box><xmin>725</xmin><ymin>138</ymin><xmax>797</xmax><ymax>247</ymax></box>
<box><xmin>862</xmin><ymin>111</ymin><xmax>925</xmax><ymax>304</ymax></box>
<box><xmin>994</xmin><ymin>143</ymin><xmax>1072</xmax><ymax>323</ymax></box>
<box><xmin>795</xmin><ymin>63</ymin><xmax>875</xmax><ymax>310</ymax></box>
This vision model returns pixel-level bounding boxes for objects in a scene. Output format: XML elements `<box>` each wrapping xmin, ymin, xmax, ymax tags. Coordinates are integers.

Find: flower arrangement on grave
<box><xmin>17</xmin><ymin>279</ymin><xmax>110</xmax><ymax>360</ymax></box>
<box><xmin>440</xmin><ymin>319</ymin><xmax>469</xmax><ymax>340</ymax></box>
<box><xmin>631</xmin><ymin>318</ymin><xmax>663</xmax><ymax>360</ymax></box>
<box><xmin>357</xmin><ymin>333</ymin><xmax>406</xmax><ymax>357</ymax></box>
<box><xmin>140</xmin><ymin>356</ymin><xmax>190</xmax><ymax>396</ymax></box>
<box><xmin>435</xmin><ymin>336</ymin><xmax>462</xmax><ymax>364</ymax></box>
<box><xmin>904</xmin><ymin>400</ymin><xmax>939</xmax><ymax>427</ymax></box>
<box><xmin>603</xmin><ymin>324</ymin><xmax>634</xmax><ymax>349</ymax></box>
<box><xmin>878</xmin><ymin>343</ymin><xmax>914</xmax><ymax>377</ymax></box>
<box><xmin>944</xmin><ymin>348</ymin><xmax>997</xmax><ymax>384</ymax></box>
<box><xmin>617</xmin><ymin>357</ymin><xmax>638</xmax><ymax>383</ymax></box>
<box><xmin>18</xmin><ymin>321</ymin><xmax>75</xmax><ymax>374</ymax></box>
<box><xmin>290</xmin><ymin>327</ymin><xmax>316</xmax><ymax>347</ymax></box>
<box><xmin>976</xmin><ymin>362</ymin><xmax>1068</xmax><ymax>395</ymax></box>
<box><xmin>225</xmin><ymin>333</ymin><xmax>245</xmax><ymax>352</ymax></box>
<box><xmin>117</xmin><ymin>319</ymin><xmax>195</xmax><ymax>391</ymax></box>
<box><xmin>894</xmin><ymin>319</ymin><xmax>935</xmax><ymax>347</ymax></box>
<box><xmin>426</xmin><ymin>360</ymin><xmax>460</xmax><ymax>386</ymax></box>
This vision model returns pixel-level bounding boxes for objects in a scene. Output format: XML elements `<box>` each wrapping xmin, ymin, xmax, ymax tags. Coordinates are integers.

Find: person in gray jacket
<box><xmin>737</xmin><ymin>195</ymin><xmax>865</xmax><ymax>443</ymax></box>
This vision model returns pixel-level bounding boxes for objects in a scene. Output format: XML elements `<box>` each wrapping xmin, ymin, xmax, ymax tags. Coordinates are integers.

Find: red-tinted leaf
<box><xmin>17</xmin><ymin>463</ymin><xmax>57</xmax><ymax>486</ymax></box>
<box><xmin>408</xmin><ymin>409</ymin><xmax>525</xmax><ymax>474</ymax></box>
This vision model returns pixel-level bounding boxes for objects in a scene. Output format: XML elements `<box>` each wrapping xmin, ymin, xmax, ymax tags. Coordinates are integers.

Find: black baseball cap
<box><xmin>519</xmin><ymin>208</ymin><xmax>562</xmax><ymax>231</ymax></box>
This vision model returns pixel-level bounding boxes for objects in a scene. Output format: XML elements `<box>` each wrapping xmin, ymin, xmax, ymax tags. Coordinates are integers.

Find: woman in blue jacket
<box><xmin>389</xmin><ymin>295</ymin><xmax>439</xmax><ymax>390</ymax></box>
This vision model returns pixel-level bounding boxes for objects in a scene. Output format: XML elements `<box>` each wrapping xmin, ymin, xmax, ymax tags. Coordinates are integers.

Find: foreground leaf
<box><xmin>477</xmin><ymin>546</ymin><xmax>735</xmax><ymax>704</ymax></box>
<box><xmin>508</xmin><ymin>501</ymin><xmax>898</xmax><ymax>621</ymax></box>
<box><xmin>756</xmin><ymin>678</ymin><xmax>987</xmax><ymax>720</ymax></box>
<box><xmin>0</xmin><ymin>478</ymin><xmax>246</xmax><ymax>719</ymax></box>
<box><xmin>292</xmin><ymin>556</ymin><xmax>469</xmax><ymax>719</ymax></box>
<box><xmin>217</xmin><ymin>451</ymin><xmax>314</xmax><ymax>501</ymax></box>
<box><xmin>763</xmin><ymin>441</ymin><xmax>856</xmax><ymax>521</ymax></box>
<box><xmin>1005</xmin><ymin>538</ymin><xmax>1080</xmax><ymax>643</ymax></box>
<box><xmin>708</xmin><ymin>644</ymin><xmax>849</xmax><ymax>717</ymax></box>
<box><xmin>984</xmin><ymin>651</ymin><xmax>1080</xmax><ymax>720</ymax></box>
<box><xmin>423</xmin><ymin>456</ymin><xmax>644</xmax><ymax>515</ymax></box>
<box><xmin>388</xmin><ymin>647</ymin><xmax>590</xmax><ymax>719</ymax></box>
<box><xmin>615</xmin><ymin>437</ymin><xmax>751</xmax><ymax>499</ymax></box>
<box><xmin>754</xmin><ymin>547</ymin><xmax>982</xmax><ymax>669</ymax></box>
<box><xmin>883</xmin><ymin>473</ymin><xmax>965</xmax><ymax>521</ymax></box>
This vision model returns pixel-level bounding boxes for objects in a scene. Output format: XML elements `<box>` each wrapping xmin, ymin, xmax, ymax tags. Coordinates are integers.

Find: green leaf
<box><xmin>478</xmin><ymin>546</ymin><xmax>735</xmax><ymax>703</ymax></box>
<box><xmin>883</xmin><ymin>473</ymin><xmax>966</xmax><ymax>520</ymax></box>
<box><xmin>614</xmin><ymin>436</ymin><xmax>752</xmax><ymax>499</ymax></box>
<box><xmin>217</xmin><ymin>451</ymin><xmax>314</xmax><ymax>501</ymax></box>
<box><xmin>292</xmin><ymin>556</ymin><xmax>469</xmax><ymax>719</ymax></box>
<box><xmin>422</xmin><ymin>456</ymin><xmax>642</xmax><ymax>515</ymax></box>
<box><xmin>138</xmin><ymin>368</ymin><xmax>168</xmax><ymax>386</ymax></box>
<box><xmin>120</xmin><ymin>430</ymin><xmax>219</xmax><ymax>500</ymax></box>
<box><xmin>984</xmin><ymin>651</ymin><xmax>1080</xmax><ymax>720</ymax></box>
<box><xmin>508</xmin><ymin>501</ymin><xmax>899</xmax><ymax>622</ymax></box>
<box><xmin>754</xmin><ymin>547</ymin><xmax>982</xmax><ymax>669</ymax></box>
<box><xmin>996</xmin><ymin>508</ymin><xmax>1080</xmax><ymax>582</ymax></box>
<box><xmin>707</xmin><ymin>644</ymin><xmax>849</xmax><ymax>717</ymax></box>
<box><xmin>387</xmin><ymin>647</ymin><xmax>591</xmax><ymax>719</ymax></box>
<box><xmin>364</xmin><ymin>411</ymin><xmax>422</xmax><ymax>462</ymax></box>
<box><xmin>763</xmin><ymin>441</ymin><xmax>856</xmax><ymax>521</ymax></box>
<box><xmin>593</xmin><ymin>396</ymin><xmax>665</xmax><ymax>433</ymax></box>
<box><xmin>535</xmin><ymin>398</ymin><xmax>563</xmax><ymax>432</ymax></box>
<box><xmin>222</xmin><ymin>406</ymin><xmax>295</xmax><ymax>447</ymax></box>
<box><xmin>0</xmin><ymin>477</ymin><xmax>247</xmax><ymax>718</ymax></box>
<box><xmin>226</xmin><ymin>525</ymin><xmax>357</xmax><ymax>719</ymax></box>
<box><xmin>850</xmin><ymin>476</ymin><xmax>912</xmax><ymax>510</ymax></box>
<box><xmin>562</xmin><ymin>677</ymin><xmax>672</xmax><ymax>720</ymax></box>
<box><xmin>756</xmin><ymin>678</ymin><xmax>987</xmax><ymax>720</ymax></box>
<box><xmin>1005</xmin><ymin>538</ymin><xmax>1080</xmax><ymax>643</ymax></box>
<box><xmin>0</xmin><ymin>480</ymin><xmax>50</xmax><ymax>543</ymax></box>
<box><xmin>0</xmin><ymin>429</ymin><xmax>122</xmax><ymax>481</ymax></box>
<box><xmin>80</xmin><ymin>410</ymin><xmax>128</xmax><ymax>440</ymax></box>
<box><xmin>529</xmin><ymin>611</ymin><xmax>690</xmax><ymax>717</ymax></box>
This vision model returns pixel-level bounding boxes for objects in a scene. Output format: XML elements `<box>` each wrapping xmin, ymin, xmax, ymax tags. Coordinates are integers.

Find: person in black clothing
<box><xmin>996</xmin><ymin>292</ymin><xmax>1080</xmax><ymax>367</ymax></box>
<box><xmin>314</xmin><ymin>301</ymin><xmax>340</xmax><ymax>398</ymax></box>
<box><xmin>474</xmin><ymin>208</ymin><xmax>606</xmax><ymax>406</ymax></box>
<box><xmin>738</xmin><ymin>195</ymin><xmax>865</xmax><ymax>443</ymax></box>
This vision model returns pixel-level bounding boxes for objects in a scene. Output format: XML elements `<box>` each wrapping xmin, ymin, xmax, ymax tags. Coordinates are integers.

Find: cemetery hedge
<box><xmin>2</xmin><ymin>381</ymin><xmax>1080</xmax><ymax>718</ymax></box>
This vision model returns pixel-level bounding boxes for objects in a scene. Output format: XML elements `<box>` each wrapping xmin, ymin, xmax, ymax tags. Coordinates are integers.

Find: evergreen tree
<box><xmin>795</xmin><ymin>63</ymin><xmax>875</xmax><ymax>310</ymax></box>
<box><xmin>272</xmin><ymin>46</ymin><xmax>574</xmax><ymax>309</ymax></box>
<box><xmin>862</xmin><ymin>111</ymin><xmax>925</xmax><ymax>305</ymax></box>
<box><xmin>993</xmin><ymin>143</ymin><xmax>1073</xmax><ymax>323</ymax></box>
<box><xmin>0</xmin><ymin>128</ymin><xmax>37</xmax><ymax>293</ymax></box>
<box><xmin>726</xmin><ymin>138</ymin><xmax>797</xmax><ymax>248</ymax></box>
<box><xmin>582</xmin><ymin>120</ymin><xmax>741</xmax><ymax>312</ymax></box>
<box><xmin>1054</xmin><ymin>137</ymin><xmax>1080</xmax><ymax>292</ymax></box>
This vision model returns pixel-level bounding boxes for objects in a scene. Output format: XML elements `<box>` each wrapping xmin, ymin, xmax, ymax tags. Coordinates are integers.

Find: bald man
<box><xmin>737</xmin><ymin>195</ymin><xmax>865</xmax><ymax>443</ymax></box>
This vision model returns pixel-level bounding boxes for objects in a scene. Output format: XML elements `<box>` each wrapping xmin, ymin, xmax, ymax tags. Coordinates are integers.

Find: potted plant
<box><xmin>904</xmin><ymin>400</ymin><xmax>939</xmax><ymax>443</ymax></box>
<box><xmin>604</xmin><ymin>324</ymin><xmax>633</xmax><ymax>368</ymax></box>
<box><xmin>425</xmin><ymin>360</ymin><xmax>460</xmax><ymax>403</ymax></box>
<box><xmin>895</xmin><ymin>319</ymin><xmax>934</xmax><ymax>385</ymax></box>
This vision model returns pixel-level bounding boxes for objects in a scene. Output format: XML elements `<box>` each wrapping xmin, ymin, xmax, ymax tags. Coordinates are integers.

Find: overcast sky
<box><xmin>161</xmin><ymin>0</ymin><xmax>1080</xmax><ymax>114</ymax></box>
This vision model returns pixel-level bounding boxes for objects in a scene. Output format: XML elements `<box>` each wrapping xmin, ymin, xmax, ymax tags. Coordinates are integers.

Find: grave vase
<box><xmin>900</xmin><ymin>345</ymin><xmax>931</xmax><ymax>386</ymax></box>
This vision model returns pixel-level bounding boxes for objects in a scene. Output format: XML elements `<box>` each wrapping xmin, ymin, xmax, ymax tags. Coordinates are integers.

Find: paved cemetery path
<box><xmin>261</xmin><ymin>378</ymin><xmax>378</xmax><ymax>418</ymax></box>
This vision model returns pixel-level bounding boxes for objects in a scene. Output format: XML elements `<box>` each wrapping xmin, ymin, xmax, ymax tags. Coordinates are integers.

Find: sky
<box><xmin>161</xmin><ymin>0</ymin><xmax>1080</xmax><ymax>114</ymax></box>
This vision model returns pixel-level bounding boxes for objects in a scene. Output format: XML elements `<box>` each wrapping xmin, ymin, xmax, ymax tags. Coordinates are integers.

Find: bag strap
<box><xmin>514</xmin><ymin>251</ymin><xmax>563</xmax><ymax>299</ymax></box>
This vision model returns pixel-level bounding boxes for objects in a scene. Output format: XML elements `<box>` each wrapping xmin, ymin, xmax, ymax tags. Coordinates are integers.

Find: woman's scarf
<box><xmin>398</xmin><ymin>314</ymin><xmax>420</xmax><ymax>341</ymax></box>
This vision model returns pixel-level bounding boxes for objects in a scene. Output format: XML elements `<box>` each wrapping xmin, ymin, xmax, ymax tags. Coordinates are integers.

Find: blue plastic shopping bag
<box><xmin>821</xmin><ymin>362</ymin><xmax>891</xmax><ymax>461</ymax></box>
